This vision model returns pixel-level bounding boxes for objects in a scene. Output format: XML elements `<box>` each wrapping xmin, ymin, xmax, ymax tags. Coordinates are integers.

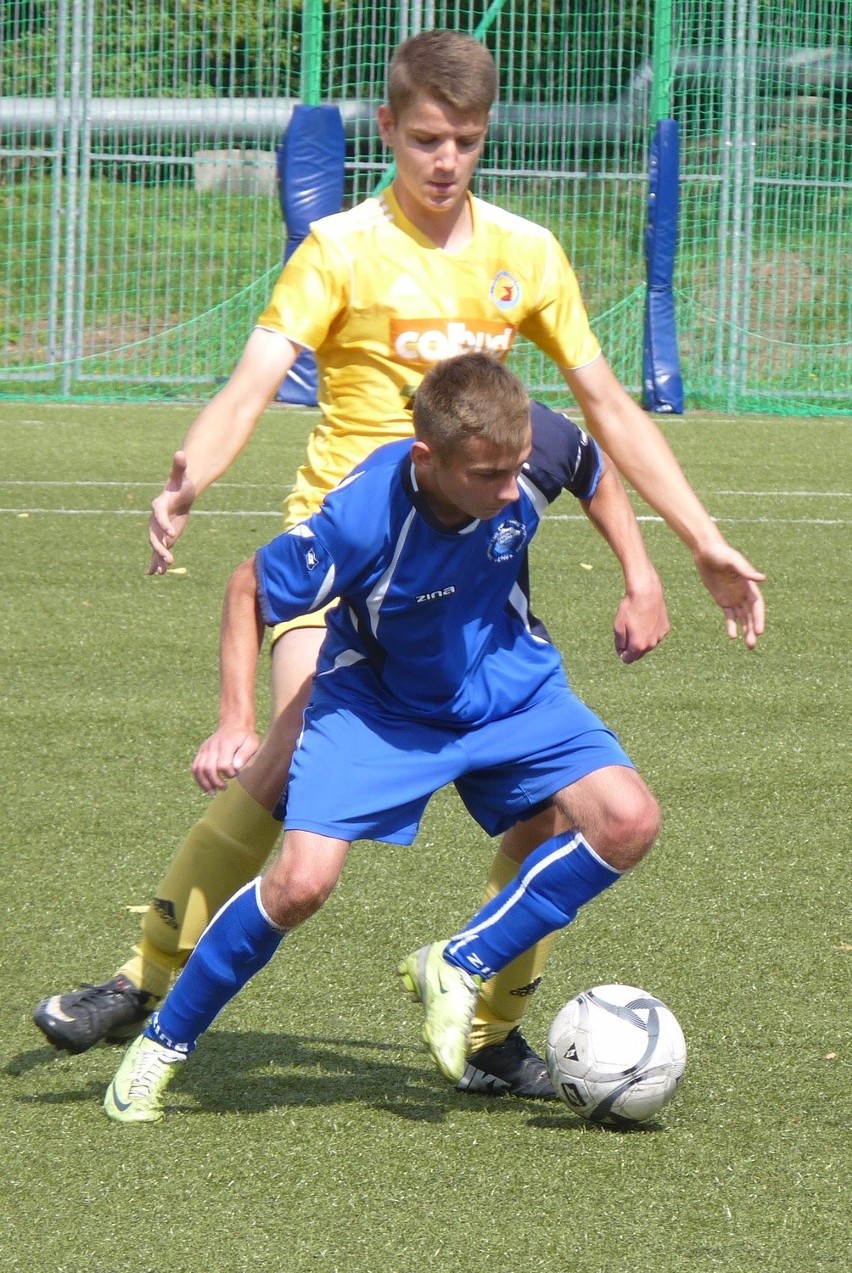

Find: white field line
<box><xmin>0</xmin><ymin>479</ymin><xmax>284</xmax><ymax>489</ymax></box>
<box><xmin>1</xmin><ymin>483</ymin><xmax>850</xmax><ymax>527</ymax></box>
<box><xmin>2</xmin><ymin>481</ymin><xmax>851</xmax><ymax>497</ymax></box>
<box><xmin>2</xmin><ymin>508</ymin><xmax>850</xmax><ymax>527</ymax></box>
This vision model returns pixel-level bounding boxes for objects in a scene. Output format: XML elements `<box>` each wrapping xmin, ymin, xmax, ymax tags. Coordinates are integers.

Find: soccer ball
<box><xmin>546</xmin><ymin>984</ymin><xmax>686</xmax><ymax>1127</ymax></box>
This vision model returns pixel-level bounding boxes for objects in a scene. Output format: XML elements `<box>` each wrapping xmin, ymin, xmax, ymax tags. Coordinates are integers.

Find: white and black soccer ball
<box><xmin>546</xmin><ymin>984</ymin><xmax>686</xmax><ymax>1127</ymax></box>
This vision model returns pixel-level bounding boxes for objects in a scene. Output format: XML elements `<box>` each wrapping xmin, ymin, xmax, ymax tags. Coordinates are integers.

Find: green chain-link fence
<box><xmin>1</xmin><ymin>1</ymin><xmax>849</xmax><ymax>413</ymax></box>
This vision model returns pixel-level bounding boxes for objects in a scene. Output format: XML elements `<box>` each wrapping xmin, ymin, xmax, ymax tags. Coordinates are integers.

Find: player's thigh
<box><xmin>237</xmin><ymin>627</ymin><xmax>326</xmax><ymax>810</ymax></box>
<box><xmin>270</xmin><ymin>622</ymin><xmax>326</xmax><ymax>717</ymax></box>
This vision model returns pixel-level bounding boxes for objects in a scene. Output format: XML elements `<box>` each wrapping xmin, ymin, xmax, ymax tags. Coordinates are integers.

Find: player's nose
<box><xmin>496</xmin><ymin>475</ymin><xmax>520</xmax><ymax>504</ymax></box>
<box><xmin>434</xmin><ymin>139</ymin><xmax>459</xmax><ymax>168</ymax></box>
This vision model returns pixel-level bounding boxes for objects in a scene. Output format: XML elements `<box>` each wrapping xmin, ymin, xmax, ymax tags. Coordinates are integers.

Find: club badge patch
<box><xmin>490</xmin><ymin>271</ymin><xmax>521</xmax><ymax>311</ymax></box>
<box><xmin>488</xmin><ymin>519</ymin><xmax>527</xmax><ymax>562</ymax></box>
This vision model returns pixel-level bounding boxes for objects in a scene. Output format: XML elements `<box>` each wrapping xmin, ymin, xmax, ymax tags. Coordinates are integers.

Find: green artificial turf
<box><xmin>1</xmin><ymin>403</ymin><xmax>849</xmax><ymax>1272</ymax></box>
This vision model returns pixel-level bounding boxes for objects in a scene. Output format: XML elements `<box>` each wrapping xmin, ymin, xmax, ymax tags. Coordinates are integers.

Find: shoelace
<box><xmin>128</xmin><ymin>1046</ymin><xmax>181</xmax><ymax>1099</ymax></box>
<box><xmin>76</xmin><ymin>983</ymin><xmax>124</xmax><ymax>1002</ymax></box>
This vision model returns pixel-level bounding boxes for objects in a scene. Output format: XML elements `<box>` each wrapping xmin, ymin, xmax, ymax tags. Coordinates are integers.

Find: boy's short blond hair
<box><xmin>413</xmin><ymin>353</ymin><xmax>530</xmax><ymax>458</ymax></box>
<box><xmin>388</xmin><ymin>29</ymin><xmax>497</xmax><ymax>119</ymax></box>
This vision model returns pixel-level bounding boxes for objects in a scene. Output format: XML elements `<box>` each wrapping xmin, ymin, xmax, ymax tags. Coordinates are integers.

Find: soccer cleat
<box><xmin>103</xmin><ymin>1033</ymin><xmax>184</xmax><ymax>1124</ymax></box>
<box><xmin>397</xmin><ymin>941</ymin><xmax>482</xmax><ymax>1083</ymax></box>
<box><xmin>32</xmin><ymin>975</ymin><xmax>156</xmax><ymax>1054</ymax></box>
<box><xmin>456</xmin><ymin>1027</ymin><xmax>558</xmax><ymax>1099</ymax></box>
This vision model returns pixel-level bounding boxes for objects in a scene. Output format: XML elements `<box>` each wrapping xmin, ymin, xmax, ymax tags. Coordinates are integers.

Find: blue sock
<box><xmin>444</xmin><ymin>831</ymin><xmax>620</xmax><ymax>980</ymax></box>
<box><xmin>145</xmin><ymin>878</ymin><xmax>286</xmax><ymax>1052</ymax></box>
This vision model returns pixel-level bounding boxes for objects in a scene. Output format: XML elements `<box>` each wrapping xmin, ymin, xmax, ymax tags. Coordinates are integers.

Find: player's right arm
<box><xmin>148</xmin><ymin>328</ymin><xmax>300</xmax><ymax>574</ymax></box>
<box><xmin>194</xmin><ymin>555</ymin><xmax>263</xmax><ymax>789</ymax></box>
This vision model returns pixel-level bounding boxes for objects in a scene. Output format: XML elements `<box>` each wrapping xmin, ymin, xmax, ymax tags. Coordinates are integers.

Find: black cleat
<box><xmin>33</xmin><ymin>976</ymin><xmax>155</xmax><ymax>1055</ymax></box>
<box><xmin>455</xmin><ymin>1027</ymin><xmax>558</xmax><ymax>1099</ymax></box>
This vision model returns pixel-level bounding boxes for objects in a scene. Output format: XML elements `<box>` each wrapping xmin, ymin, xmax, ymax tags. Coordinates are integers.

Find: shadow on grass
<box><xmin>6</xmin><ymin>1030</ymin><xmax>558</xmax><ymax>1124</ymax></box>
<box><xmin>527</xmin><ymin>1109</ymin><xmax>668</xmax><ymax>1134</ymax></box>
<box><xmin>4</xmin><ymin>1044</ymin><xmax>65</xmax><ymax>1076</ymax></box>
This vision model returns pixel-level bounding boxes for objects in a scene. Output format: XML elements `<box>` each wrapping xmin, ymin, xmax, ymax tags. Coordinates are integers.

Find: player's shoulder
<box><xmin>471</xmin><ymin>195</ymin><xmax>557</xmax><ymax>243</ymax></box>
<box><xmin>323</xmin><ymin>440</ymin><xmax>409</xmax><ymax>522</ymax></box>
<box><xmin>351</xmin><ymin>438</ymin><xmax>411</xmax><ymax>477</ymax></box>
<box><xmin>525</xmin><ymin>401</ymin><xmax>600</xmax><ymax>502</ymax></box>
<box><xmin>309</xmin><ymin>196</ymin><xmax>390</xmax><ymax>244</ymax></box>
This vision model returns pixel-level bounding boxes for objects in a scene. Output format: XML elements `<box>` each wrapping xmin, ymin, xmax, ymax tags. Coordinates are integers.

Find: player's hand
<box><xmin>192</xmin><ymin>725</ymin><xmax>261</xmax><ymax>794</ymax></box>
<box><xmin>694</xmin><ymin>543</ymin><xmax>766</xmax><ymax>649</ymax></box>
<box><xmin>613</xmin><ymin>576</ymin><xmax>670</xmax><ymax>664</ymax></box>
<box><xmin>147</xmin><ymin>451</ymin><xmax>197</xmax><ymax>575</ymax></box>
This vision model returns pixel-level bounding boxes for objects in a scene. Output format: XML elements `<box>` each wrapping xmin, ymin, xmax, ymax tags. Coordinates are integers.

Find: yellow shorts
<box><xmin>271</xmin><ymin>603</ymin><xmax>333</xmax><ymax>644</ymax></box>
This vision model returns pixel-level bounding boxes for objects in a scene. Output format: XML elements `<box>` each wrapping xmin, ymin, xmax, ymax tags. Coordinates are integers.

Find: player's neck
<box><xmin>392</xmin><ymin>183</ymin><xmax>474</xmax><ymax>251</ymax></box>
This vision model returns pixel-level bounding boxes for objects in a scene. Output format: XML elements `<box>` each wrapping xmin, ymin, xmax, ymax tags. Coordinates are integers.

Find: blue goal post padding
<box><xmin>274</xmin><ymin>104</ymin><xmax>346</xmax><ymax>406</ymax></box>
<box><xmin>642</xmin><ymin>118</ymin><xmax>684</xmax><ymax>414</ymax></box>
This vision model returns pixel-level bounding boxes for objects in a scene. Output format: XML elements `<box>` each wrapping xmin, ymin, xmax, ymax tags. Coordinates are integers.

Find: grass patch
<box><xmin>1</xmin><ymin>405</ymin><xmax>849</xmax><ymax>1272</ymax></box>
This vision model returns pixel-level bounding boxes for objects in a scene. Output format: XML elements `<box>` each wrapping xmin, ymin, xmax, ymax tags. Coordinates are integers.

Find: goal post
<box><xmin>642</xmin><ymin>0</ymin><xmax>684</xmax><ymax>413</ymax></box>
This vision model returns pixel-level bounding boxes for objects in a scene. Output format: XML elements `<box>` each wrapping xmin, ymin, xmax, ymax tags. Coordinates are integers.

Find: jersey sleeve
<box><xmin>255</xmin><ymin>230</ymin><xmax>349</xmax><ymax>353</ymax></box>
<box><xmin>254</xmin><ymin>467</ymin><xmax>383</xmax><ymax>626</ymax></box>
<box><xmin>518</xmin><ymin>233</ymin><xmax>602</xmax><ymax>371</ymax></box>
<box><xmin>254</xmin><ymin>523</ymin><xmax>339</xmax><ymax>627</ymax></box>
<box><xmin>525</xmin><ymin>401</ymin><xmax>603</xmax><ymax>503</ymax></box>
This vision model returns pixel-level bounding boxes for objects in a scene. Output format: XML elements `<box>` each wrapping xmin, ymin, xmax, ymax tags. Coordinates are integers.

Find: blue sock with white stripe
<box><xmin>145</xmin><ymin>878</ymin><xmax>286</xmax><ymax>1053</ymax></box>
<box><xmin>444</xmin><ymin>831</ymin><xmax>620</xmax><ymax>981</ymax></box>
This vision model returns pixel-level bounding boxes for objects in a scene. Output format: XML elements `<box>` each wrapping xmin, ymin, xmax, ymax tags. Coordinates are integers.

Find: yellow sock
<box><xmin>116</xmin><ymin>780</ymin><xmax>282</xmax><ymax>1001</ymax></box>
<box><xmin>469</xmin><ymin>849</ymin><xmax>558</xmax><ymax>1053</ymax></box>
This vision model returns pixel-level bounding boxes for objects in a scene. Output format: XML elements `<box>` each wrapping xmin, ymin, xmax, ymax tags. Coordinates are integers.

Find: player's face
<box><xmin>415</xmin><ymin>428</ymin><xmax>533</xmax><ymax>528</ymax></box>
<box><xmin>377</xmin><ymin>95</ymin><xmax>488</xmax><ymax>234</ymax></box>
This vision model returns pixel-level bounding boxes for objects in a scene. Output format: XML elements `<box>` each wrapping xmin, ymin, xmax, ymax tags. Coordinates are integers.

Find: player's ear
<box><xmin>410</xmin><ymin>439</ymin><xmax>434</xmax><ymax>474</ymax></box>
<box><xmin>377</xmin><ymin>104</ymin><xmax>395</xmax><ymax>145</ymax></box>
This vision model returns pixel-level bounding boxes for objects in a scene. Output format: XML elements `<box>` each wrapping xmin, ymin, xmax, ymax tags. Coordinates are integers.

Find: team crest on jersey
<box><xmin>305</xmin><ymin>546</ymin><xmax>319</xmax><ymax>570</ymax></box>
<box><xmin>488</xmin><ymin>519</ymin><xmax>527</xmax><ymax>562</ymax></box>
<box><xmin>489</xmin><ymin>271</ymin><xmax>521</xmax><ymax>311</ymax></box>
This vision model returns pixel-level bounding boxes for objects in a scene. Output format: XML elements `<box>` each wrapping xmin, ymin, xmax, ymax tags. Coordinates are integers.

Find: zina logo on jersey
<box><xmin>390</xmin><ymin>319</ymin><xmax>516</xmax><ymax>366</ymax></box>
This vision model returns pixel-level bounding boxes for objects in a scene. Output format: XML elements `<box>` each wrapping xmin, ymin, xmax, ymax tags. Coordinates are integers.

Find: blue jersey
<box><xmin>255</xmin><ymin>403</ymin><xmax>602</xmax><ymax>728</ymax></box>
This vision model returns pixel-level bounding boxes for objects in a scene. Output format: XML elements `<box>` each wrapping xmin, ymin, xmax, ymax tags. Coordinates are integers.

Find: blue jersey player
<box><xmin>105</xmin><ymin>353</ymin><xmax>667</xmax><ymax>1121</ymax></box>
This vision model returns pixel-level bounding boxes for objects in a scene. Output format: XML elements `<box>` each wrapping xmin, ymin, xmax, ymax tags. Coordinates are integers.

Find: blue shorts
<box><xmin>283</xmin><ymin>677</ymin><xmax>633</xmax><ymax>845</ymax></box>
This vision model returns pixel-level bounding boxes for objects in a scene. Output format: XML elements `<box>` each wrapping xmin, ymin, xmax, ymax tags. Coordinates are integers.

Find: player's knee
<box><xmin>260</xmin><ymin>858</ymin><xmax>335</xmax><ymax>928</ymax></box>
<box><xmin>596</xmin><ymin>781</ymin><xmax>661</xmax><ymax>872</ymax></box>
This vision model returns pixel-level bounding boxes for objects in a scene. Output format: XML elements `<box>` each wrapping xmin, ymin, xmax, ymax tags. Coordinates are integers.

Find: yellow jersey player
<box><xmin>34</xmin><ymin>30</ymin><xmax>764</xmax><ymax>1099</ymax></box>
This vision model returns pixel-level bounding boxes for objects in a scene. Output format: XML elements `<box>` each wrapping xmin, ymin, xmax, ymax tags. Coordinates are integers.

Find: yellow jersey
<box><xmin>256</xmin><ymin>186</ymin><xmax>600</xmax><ymax>526</ymax></box>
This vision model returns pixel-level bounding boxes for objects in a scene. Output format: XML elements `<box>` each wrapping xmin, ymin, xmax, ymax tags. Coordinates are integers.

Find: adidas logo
<box><xmin>388</xmin><ymin>273</ymin><xmax>422</xmax><ymax>298</ymax></box>
<box><xmin>509</xmin><ymin>976</ymin><xmax>542</xmax><ymax>998</ymax></box>
<box><xmin>152</xmin><ymin>897</ymin><xmax>179</xmax><ymax>931</ymax></box>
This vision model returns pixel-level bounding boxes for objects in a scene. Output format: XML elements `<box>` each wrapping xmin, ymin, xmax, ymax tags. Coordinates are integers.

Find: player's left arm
<box><xmin>562</xmin><ymin>355</ymin><xmax>765</xmax><ymax>648</ymax></box>
<box><xmin>579</xmin><ymin>452</ymin><xmax>669</xmax><ymax>664</ymax></box>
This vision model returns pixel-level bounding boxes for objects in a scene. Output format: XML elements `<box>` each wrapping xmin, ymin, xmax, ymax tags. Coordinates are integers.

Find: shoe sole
<box><xmin>397</xmin><ymin>954</ymin><xmax>434</xmax><ymax>1058</ymax></box>
<box><xmin>397</xmin><ymin>951</ymin><xmax>426</xmax><ymax>1005</ymax></box>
